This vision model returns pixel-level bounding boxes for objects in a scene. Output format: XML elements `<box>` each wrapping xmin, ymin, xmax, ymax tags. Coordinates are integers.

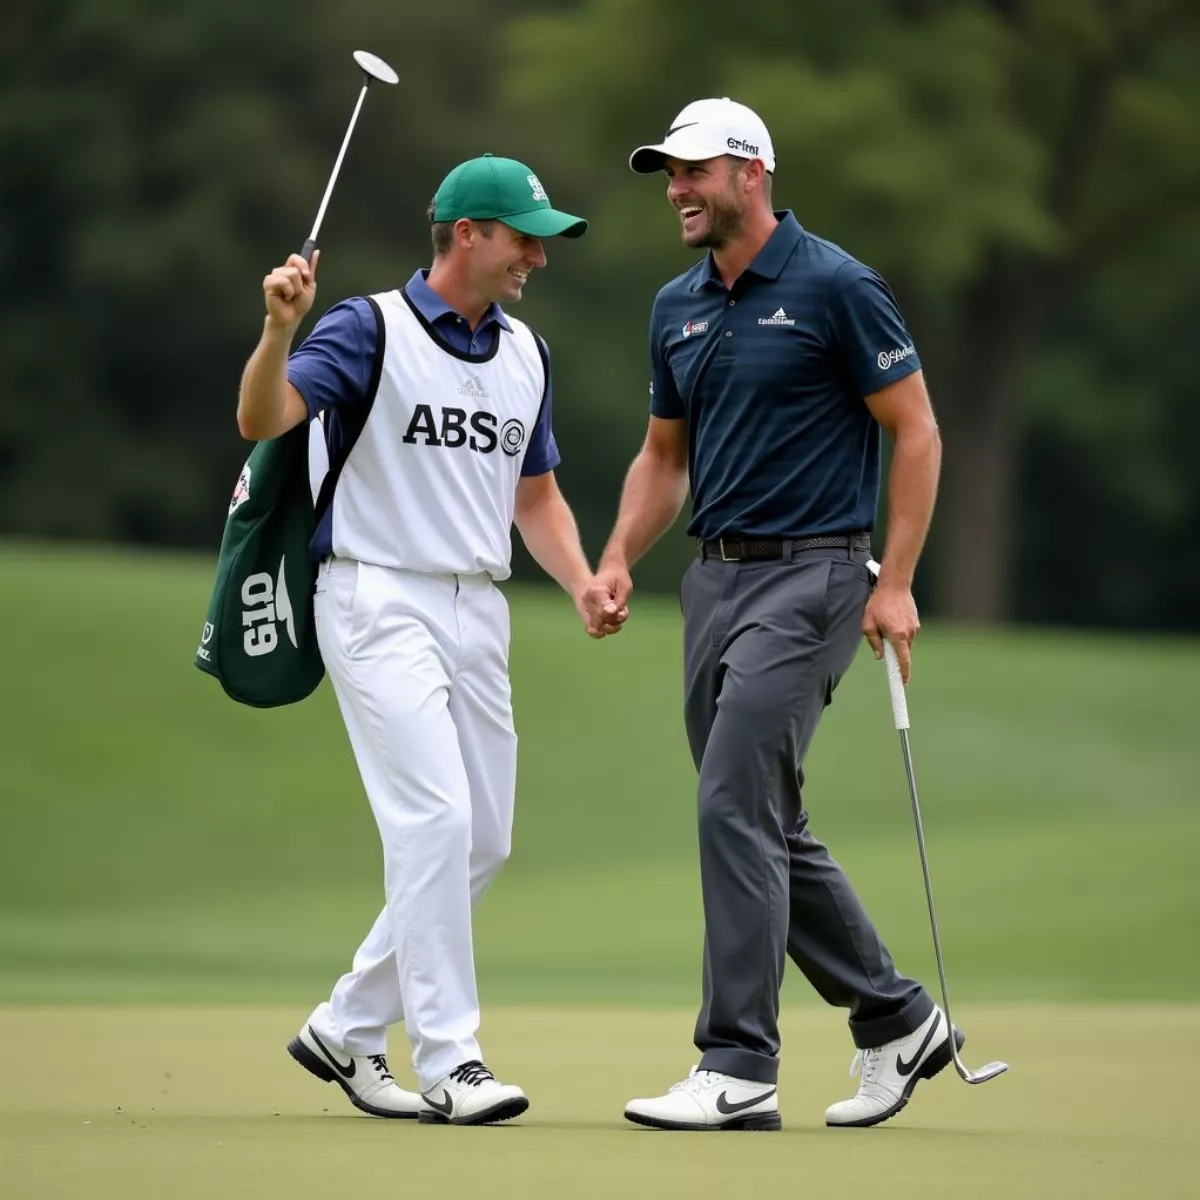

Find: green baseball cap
<box><xmin>432</xmin><ymin>154</ymin><xmax>587</xmax><ymax>239</ymax></box>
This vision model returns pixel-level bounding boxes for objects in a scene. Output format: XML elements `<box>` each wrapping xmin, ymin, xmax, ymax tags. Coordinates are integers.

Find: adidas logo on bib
<box><xmin>457</xmin><ymin>375</ymin><xmax>489</xmax><ymax>399</ymax></box>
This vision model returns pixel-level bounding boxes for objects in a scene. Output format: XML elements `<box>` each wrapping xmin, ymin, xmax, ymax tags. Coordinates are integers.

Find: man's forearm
<box><xmin>515</xmin><ymin>491</ymin><xmax>592</xmax><ymax>597</ymax></box>
<box><xmin>237</xmin><ymin>320</ymin><xmax>296</xmax><ymax>440</ymax></box>
<box><xmin>600</xmin><ymin>451</ymin><xmax>689</xmax><ymax>569</ymax></box>
<box><xmin>878</xmin><ymin>422</ymin><xmax>942</xmax><ymax>588</ymax></box>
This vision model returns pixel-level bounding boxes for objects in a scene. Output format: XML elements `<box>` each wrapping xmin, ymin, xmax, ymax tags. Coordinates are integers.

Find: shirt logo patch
<box><xmin>877</xmin><ymin>344</ymin><xmax>916</xmax><ymax>370</ymax></box>
<box><xmin>682</xmin><ymin>319</ymin><xmax>709</xmax><ymax>338</ymax></box>
<box><xmin>758</xmin><ymin>307</ymin><xmax>795</xmax><ymax>326</ymax></box>
<box><xmin>457</xmin><ymin>375</ymin><xmax>489</xmax><ymax>399</ymax></box>
<box><xmin>528</xmin><ymin>174</ymin><xmax>548</xmax><ymax>202</ymax></box>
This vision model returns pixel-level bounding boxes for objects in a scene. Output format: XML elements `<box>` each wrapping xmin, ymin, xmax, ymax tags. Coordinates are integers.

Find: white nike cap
<box><xmin>629</xmin><ymin>97</ymin><xmax>775</xmax><ymax>174</ymax></box>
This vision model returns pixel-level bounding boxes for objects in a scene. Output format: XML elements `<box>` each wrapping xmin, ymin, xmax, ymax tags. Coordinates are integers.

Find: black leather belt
<box><xmin>698</xmin><ymin>532</ymin><xmax>871</xmax><ymax>561</ymax></box>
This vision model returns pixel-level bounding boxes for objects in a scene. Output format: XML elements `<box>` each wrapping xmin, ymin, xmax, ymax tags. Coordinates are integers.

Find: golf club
<box><xmin>865</xmin><ymin>559</ymin><xmax>1009</xmax><ymax>1086</ymax></box>
<box><xmin>299</xmin><ymin>50</ymin><xmax>399</xmax><ymax>263</ymax></box>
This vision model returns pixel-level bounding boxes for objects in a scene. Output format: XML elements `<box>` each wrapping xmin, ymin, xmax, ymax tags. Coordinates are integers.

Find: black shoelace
<box><xmin>369</xmin><ymin>1054</ymin><xmax>394</xmax><ymax>1082</ymax></box>
<box><xmin>449</xmin><ymin>1060</ymin><xmax>495</xmax><ymax>1087</ymax></box>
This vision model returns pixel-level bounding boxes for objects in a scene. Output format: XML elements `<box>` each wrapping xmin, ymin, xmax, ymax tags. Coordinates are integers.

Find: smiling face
<box><xmin>664</xmin><ymin>155</ymin><xmax>750</xmax><ymax>250</ymax></box>
<box><xmin>466</xmin><ymin>220</ymin><xmax>547</xmax><ymax>304</ymax></box>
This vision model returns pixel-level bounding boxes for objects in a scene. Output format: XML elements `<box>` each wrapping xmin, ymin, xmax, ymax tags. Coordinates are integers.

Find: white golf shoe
<box><xmin>824</xmin><ymin>1006</ymin><xmax>962</xmax><ymax>1128</ymax></box>
<box><xmin>287</xmin><ymin>1023</ymin><xmax>428</xmax><ymax>1118</ymax></box>
<box><xmin>419</xmin><ymin>1060</ymin><xmax>529</xmax><ymax>1126</ymax></box>
<box><xmin>624</xmin><ymin>1067</ymin><xmax>781</xmax><ymax>1131</ymax></box>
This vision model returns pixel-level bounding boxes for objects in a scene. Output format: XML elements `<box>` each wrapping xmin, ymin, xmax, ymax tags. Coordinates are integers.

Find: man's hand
<box><xmin>264</xmin><ymin>251</ymin><xmax>319</xmax><ymax>331</ymax></box>
<box><xmin>577</xmin><ymin>565</ymin><xmax>631</xmax><ymax>639</ymax></box>
<box><xmin>862</xmin><ymin>581</ymin><xmax>920</xmax><ymax>684</ymax></box>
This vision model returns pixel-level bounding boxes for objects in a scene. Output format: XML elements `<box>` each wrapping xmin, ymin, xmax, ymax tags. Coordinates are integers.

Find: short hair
<box><xmin>427</xmin><ymin>199</ymin><xmax>497</xmax><ymax>258</ymax></box>
<box><xmin>428</xmin><ymin>199</ymin><xmax>454</xmax><ymax>257</ymax></box>
<box><xmin>725</xmin><ymin>156</ymin><xmax>773</xmax><ymax>202</ymax></box>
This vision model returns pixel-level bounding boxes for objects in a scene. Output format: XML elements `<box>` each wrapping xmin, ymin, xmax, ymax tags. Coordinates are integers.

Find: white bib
<box><xmin>316</xmin><ymin>290</ymin><xmax>548</xmax><ymax>579</ymax></box>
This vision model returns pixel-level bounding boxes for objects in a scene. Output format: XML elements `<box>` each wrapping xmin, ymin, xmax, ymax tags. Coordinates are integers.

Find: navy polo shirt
<box><xmin>648</xmin><ymin>211</ymin><xmax>921</xmax><ymax>540</ymax></box>
<box><xmin>288</xmin><ymin>269</ymin><xmax>560</xmax><ymax>560</ymax></box>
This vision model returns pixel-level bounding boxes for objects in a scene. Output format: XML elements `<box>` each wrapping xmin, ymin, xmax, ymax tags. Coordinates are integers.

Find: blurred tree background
<box><xmin>2</xmin><ymin>0</ymin><xmax>1197</xmax><ymax>628</ymax></box>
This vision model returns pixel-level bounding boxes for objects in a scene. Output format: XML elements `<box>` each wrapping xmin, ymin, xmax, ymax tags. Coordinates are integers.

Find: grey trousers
<box><xmin>682</xmin><ymin>544</ymin><xmax>933</xmax><ymax>1085</ymax></box>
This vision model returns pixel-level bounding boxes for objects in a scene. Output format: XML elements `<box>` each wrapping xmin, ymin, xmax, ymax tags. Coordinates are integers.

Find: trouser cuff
<box><xmin>849</xmin><ymin>989</ymin><xmax>935</xmax><ymax>1050</ymax></box>
<box><xmin>697</xmin><ymin>1047</ymin><xmax>779</xmax><ymax>1085</ymax></box>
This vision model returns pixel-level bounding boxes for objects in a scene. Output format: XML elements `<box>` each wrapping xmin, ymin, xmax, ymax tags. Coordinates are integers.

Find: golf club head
<box><xmin>353</xmin><ymin>50</ymin><xmax>399</xmax><ymax>85</ymax></box>
<box><xmin>958</xmin><ymin>1060</ymin><xmax>1009</xmax><ymax>1085</ymax></box>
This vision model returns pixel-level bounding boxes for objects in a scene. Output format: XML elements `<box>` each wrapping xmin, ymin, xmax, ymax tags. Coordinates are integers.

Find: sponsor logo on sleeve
<box><xmin>877</xmin><ymin>344</ymin><xmax>916</xmax><ymax>370</ymax></box>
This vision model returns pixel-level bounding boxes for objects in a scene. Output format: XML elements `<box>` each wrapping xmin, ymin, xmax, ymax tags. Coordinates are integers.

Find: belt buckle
<box><xmin>719</xmin><ymin>537</ymin><xmax>740</xmax><ymax>562</ymax></box>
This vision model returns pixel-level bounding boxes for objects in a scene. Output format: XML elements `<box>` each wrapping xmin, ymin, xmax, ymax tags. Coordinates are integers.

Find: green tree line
<box><xmin>3</xmin><ymin>0</ymin><xmax>1197</xmax><ymax>628</ymax></box>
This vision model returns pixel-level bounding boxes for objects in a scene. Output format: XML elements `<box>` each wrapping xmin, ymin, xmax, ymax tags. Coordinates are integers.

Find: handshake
<box><xmin>571</xmin><ymin>561</ymin><xmax>633</xmax><ymax>640</ymax></box>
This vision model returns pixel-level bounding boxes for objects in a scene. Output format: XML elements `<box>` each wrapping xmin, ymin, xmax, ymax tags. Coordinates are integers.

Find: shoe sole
<box><xmin>825</xmin><ymin>1028</ymin><xmax>966</xmax><ymax>1130</ymax></box>
<box><xmin>286</xmin><ymin>1035</ymin><xmax>421</xmax><ymax>1120</ymax></box>
<box><xmin>623</xmin><ymin>1109</ymin><xmax>782</xmax><ymax>1132</ymax></box>
<box><xmin>418</xmin><ymin>1096</ymin><xmax>530</xmax><ymax>1126</ymax></box>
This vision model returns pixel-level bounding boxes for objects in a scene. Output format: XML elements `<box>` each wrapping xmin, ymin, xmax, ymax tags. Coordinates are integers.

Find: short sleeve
<box><xmin>648</xmin><ymin>303</ymin><xmax>684</xmax><ymax>419</ymax></box>
<box><xmin>826</xmin><ymin>263</ymin><xmax>922</xmax><ymax>397</ymax></box>
<box><xmin>521</xmin><ymin>333</ymin><xmax>561</xmax><ymax>477</ymax></box>
<box><xmin>286</xmin><ymin>297</ymin><xmax>378</xmax><ymax>418</ymax></box>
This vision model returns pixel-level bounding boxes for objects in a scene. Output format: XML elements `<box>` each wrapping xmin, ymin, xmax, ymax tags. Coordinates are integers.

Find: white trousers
<box><xmin>308</xmin><ymin>558</ymin><xmax>516</xmax><ymax>1090</ymax></box>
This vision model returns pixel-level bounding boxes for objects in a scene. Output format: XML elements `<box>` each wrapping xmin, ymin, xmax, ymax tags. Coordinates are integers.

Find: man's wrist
<box><xmin>263</xmin><ymin>316</ymin><xmax>299</xmax><ymax>344</ymax></box>
<box><xmin>564</xmin><ymin>566</ymin><xmax>593</xmax><ymax>600</ymax></box>
<box><xmin>599</xmin><ymin>544</ymin><xmax>630</xmax><ymax>574</ymax></box>
<box><xmin>876</xmin><ymin>563</ymin><xmax>915</xmax><ymax>590</ymax></box>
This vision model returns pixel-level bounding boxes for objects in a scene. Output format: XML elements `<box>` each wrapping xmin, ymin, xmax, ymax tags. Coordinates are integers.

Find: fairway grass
<box><xmin>2</xmin><ymin>1005</ymin><xmax>1196</xmax><ymax>1199</ymax></box>
<box><xmin>4</xmin><ymin>541</ymin><xmax>1200</xmax><ymax>1008</ymax></box>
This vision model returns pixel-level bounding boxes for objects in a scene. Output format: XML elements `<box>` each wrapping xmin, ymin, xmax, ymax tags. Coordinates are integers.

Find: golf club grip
<box><xmin>882</xmin><ymin>641</ymin><xmax>910</xmax><ymax>731</ymax></box>
<box><xmin>300</xmin><ymin>238</ymin><xmax>317</xmax><ymax>264</ymax></box>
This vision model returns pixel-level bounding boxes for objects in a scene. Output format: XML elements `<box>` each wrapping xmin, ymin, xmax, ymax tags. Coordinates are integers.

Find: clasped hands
<box><xmin>573</xmin><ymin>564</ymin><xmax>631</xmax><ymax>640</ymax></box>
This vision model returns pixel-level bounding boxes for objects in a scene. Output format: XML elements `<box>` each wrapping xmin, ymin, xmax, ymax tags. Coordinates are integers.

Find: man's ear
<box><xmin>743</xmin><ymin>159</ymin><xmax>766</xmax><ymax>194</ymax></box>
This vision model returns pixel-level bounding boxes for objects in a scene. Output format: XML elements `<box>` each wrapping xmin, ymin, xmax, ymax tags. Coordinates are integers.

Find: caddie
<box><xmin>237</xmin><ymin>154</ymin><xmax>601</xmax><ymax>1126</ymax></box>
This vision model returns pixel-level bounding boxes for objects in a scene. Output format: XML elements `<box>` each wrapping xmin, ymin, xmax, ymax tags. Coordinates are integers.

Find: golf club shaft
<box><xmin>868</xmin><ymin>582</ymin><xmax>1007</xmax><ymax>1084</ymax></box>
<box><xmin>895</xmin><ymin>719</ymin><xmax>963</xmax><ymax>1070</ymax></box>
<box><xmin>301</xmin><ymin>80</ymin><xmax>371</xmax><ymax>261</ymax></box>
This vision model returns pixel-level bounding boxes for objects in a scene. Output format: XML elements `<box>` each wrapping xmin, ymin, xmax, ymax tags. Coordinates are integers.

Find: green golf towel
<box><xmin>194</xmin><ymin>425</ymin><xmax>325</xmax><ymax>708</ymax></box>
<box><xmin>195</xmin><ymin>296</ymin><xmax>382</xmax><ymax>707</ymax></box>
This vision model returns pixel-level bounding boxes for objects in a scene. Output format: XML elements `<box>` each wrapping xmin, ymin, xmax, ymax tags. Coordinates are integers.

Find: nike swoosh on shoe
<box><xmin>896</xmin><ymin>1014</ymin><xmax>942</xmax><ymax>1076</ymax></box>
<box><xmin>715</xmin><ymin>1088</ymin><xmax>776</xmax><ymax>1115</ymax></box>
<box><xmin>309</xmin><ymin>1027</ymin><xmax>356</xmax><ymax>1079</ymax></box>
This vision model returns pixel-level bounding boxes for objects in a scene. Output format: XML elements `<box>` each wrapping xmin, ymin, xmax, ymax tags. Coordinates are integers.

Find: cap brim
<box><xmin>629</xmin><ymin>135</ymin><xmax>728</xmax><ymax>173</ymax></box>
<box><xmin>630</xmin><ymin>137</ymin><xmax>775</xmax><ymax>174</ymax></box>
<box><xmin>503</xmin><ymin>208</ymin><xmax>588</xmax><ymax>239</ymax></box>
<box><xmin>629</xmin><ymin>144</ymin><xmax>670</xmax><ymax>173</ymax></box>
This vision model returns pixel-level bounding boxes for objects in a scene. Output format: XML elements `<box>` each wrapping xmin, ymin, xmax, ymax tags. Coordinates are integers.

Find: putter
<box><xmin>865</xmin><ymin>560</ymin><xmax>1008</xmax><ymax>1085</ymax></box>
<box><xmin>299</xmin><ymin>50</ymin><xmax>399</xmax><ymax>262</ymax></box>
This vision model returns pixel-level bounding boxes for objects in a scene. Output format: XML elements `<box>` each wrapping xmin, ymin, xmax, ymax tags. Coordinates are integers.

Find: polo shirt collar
<box><xmin>690</xmin><ymin>211</ymin><xmax>805</xmax><ymax>292</ymax></box>
<box><xmin>406</xmin><ymin>268</ymin><xmax>513</xmax><ymax>333</ymax></box>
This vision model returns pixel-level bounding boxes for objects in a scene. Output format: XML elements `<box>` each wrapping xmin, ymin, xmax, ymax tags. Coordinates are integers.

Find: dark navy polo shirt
<box><xmin>648</xmin><ymin>211</ymin><xmax>921</xmax><ymax>540</ymax></box>
<box><xmin>287</xmin><ymin>269</ymin><xmax>560</xmax><ymax>559</ymax></box>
